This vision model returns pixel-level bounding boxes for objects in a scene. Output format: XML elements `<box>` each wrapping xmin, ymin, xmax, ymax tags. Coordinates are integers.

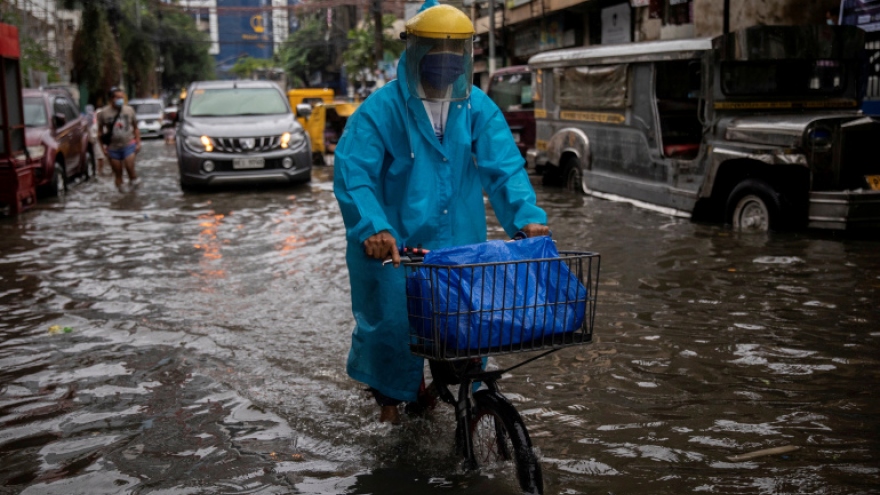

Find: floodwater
<box><xmin>1</xmin><ymin>140</ymin><xmax>878</xmax><ymax>495</ymax></box>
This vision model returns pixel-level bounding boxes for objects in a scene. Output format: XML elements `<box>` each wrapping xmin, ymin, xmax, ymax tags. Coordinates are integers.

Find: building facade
<box><xmin>470</xmin><ymin>0</ymin><xmax>841</xmax><ymax>90</ymax></box>
<box><xmin>0</xmin><ymin>0</ymin><xmax>80</xmax><ymax>87</ymax></box>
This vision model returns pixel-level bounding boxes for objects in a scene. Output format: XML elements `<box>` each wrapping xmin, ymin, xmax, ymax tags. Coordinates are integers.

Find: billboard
<box><xmin>217</xmin><ymin>0</ymin><xmax>274</xmax><ymax>69</ymax></box>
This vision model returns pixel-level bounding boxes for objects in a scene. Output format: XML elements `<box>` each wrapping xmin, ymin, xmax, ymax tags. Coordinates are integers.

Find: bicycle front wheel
<box><xmin>466</xmin><ymin>390</ymin><xmax>543</xmax><ymax>495</ymax></box>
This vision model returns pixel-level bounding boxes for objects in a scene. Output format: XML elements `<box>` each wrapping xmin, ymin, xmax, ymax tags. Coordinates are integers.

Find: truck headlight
<box><xmin>27</xmin><ymin>144</ymin><xmax>46</xmax><ymax>160</ymax></box>
<box><xmin>185</xmin><ymin>135</ymin><xmax>213</xmax><ymax>152</ymax></box>
<box><xmin>281</xmin><ymin>131</ymin><xmax>305</xmax><ymax>149</ymax></box>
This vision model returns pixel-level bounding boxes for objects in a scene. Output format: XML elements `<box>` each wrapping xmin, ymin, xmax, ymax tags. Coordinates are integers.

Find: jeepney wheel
<box><xmin>563</xmin><ymin>156</ymin><xmax>588</xmax><ymax>195</ymax></box>
<box><xmin>726</xmin><ymin>179</ymin><xmax>782</xmax><ymax>233</ymax></box>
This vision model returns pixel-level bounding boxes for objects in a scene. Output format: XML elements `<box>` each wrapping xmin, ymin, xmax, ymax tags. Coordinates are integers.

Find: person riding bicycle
<box><xmin>333</xmin><ymin>0</ymin><xmax>549</xmax><ymax>425</ymax></box>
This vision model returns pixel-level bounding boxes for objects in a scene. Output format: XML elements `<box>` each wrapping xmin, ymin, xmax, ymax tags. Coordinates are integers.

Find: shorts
<box><xmin>107</xmin><ymin>142</ymin><xmax>137</xmax><ymax>160</ymax></box>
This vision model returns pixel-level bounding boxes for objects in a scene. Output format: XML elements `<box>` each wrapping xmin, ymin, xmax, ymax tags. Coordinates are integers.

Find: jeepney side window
<box><xmin>554</xmin><ymin>64</ymin><xmax>627</xmax><ymax>109</ymax></box>
<box><xmin>721</xmin><ymin>59</ymin><xmax>845</xmax><ymax>96</ymax></box>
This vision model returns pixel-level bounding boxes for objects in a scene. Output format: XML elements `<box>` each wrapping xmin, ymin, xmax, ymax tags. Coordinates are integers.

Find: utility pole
<box><xmin>488</xmin><ymin>0</ymin><xmax>496</xmax><ymax>76</ymax></box>
<box><xmin>373</xmin><ymin>0</ymin><xmax>384</xmax><ymax>66</ymax></box>
<box><xmin>723</xmin><ymin>0</ymin><xmax>730</xmax><ymax>34</ymax></box>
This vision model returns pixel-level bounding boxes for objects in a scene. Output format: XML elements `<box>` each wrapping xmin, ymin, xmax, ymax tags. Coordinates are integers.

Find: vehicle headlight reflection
<box><xmin>184</xmin><ymin>135</ymin><xmax>214</xmax><ymax>153</ymax></box>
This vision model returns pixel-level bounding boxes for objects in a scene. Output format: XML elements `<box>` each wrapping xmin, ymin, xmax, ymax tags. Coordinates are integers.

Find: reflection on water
<box><xmin>0</xmin><ymin>141</ymin><xmax>878</xmax><ymax>494</ymax></box>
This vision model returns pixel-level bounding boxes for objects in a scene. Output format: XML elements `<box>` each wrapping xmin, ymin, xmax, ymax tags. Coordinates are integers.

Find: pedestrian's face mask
<box><xmin>420</xmin><ymin>52</ymin><xmax>465</xmax><ymax>90</ymax></box>
<box><xmin>114</xmin><ymin>98</ymin><xmax>124</xmax><ymax>107</ymax></box>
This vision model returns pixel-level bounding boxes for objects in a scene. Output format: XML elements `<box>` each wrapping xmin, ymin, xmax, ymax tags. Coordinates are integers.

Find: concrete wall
<box><xmin>693</xmin><ymin>0</ymin><xmax>841</xmax><ymax>38</ymax></box>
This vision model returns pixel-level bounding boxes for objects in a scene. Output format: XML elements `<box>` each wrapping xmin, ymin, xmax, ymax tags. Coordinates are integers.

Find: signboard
<box><xmin>513</xmin><ymin>20</ymin><xmax>576</xmax><ymax>57</ymax></box>
<box><xmin>217</xmin><ymin>0</ymin><xmax>273</xmax><ymax>66</ymax></box>
<box><xmin>840</xmin><ymin>0</ymin><xmax>880</xmax><ymax>32</ymax></box>
<box><xmin>601</xmin><ymin>3</ymin><xmax>632</xmax><ymax>45</ymax></box>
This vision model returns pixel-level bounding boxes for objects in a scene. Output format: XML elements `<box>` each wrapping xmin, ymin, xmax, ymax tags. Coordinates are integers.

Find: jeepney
<box><xmin>528</xmin><ymin>25</ymin><xmax>880</xmax><ymax>231</ymax></box>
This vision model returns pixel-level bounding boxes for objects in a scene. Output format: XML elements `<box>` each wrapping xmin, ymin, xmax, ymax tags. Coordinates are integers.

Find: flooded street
<box><xmin>1</xmin><ymin>140</ymin><xmax>878</xmax><ymax>494</ymax></box>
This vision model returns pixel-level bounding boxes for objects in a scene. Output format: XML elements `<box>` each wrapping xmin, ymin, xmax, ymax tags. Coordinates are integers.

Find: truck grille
<box><xmin>211</xmin><ymin>136</ymin><xmax>280</xmax><ymax>153</ymax></box>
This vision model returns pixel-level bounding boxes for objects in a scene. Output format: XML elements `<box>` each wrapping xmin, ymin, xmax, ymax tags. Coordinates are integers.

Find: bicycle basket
<box><xmin>405</xmin><ymin>242</ymin><xmax>599</xmax><ymax>361</ymax></box>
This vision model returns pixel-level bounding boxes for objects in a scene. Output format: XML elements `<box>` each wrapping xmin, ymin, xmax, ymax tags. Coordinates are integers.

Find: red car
<box><xmin>23</xmin><ymin>88</ymin><xmax>94</xmax><ymax>198</ymax></box>
<box><xmin>486</xmin><ymin>65</ymin><xmax>535</xmax><ymax>158</ymax></box>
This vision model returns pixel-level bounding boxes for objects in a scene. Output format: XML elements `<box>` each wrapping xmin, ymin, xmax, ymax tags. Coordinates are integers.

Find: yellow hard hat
<box><xmin>405</xmin><ymin>5</ymin><xmax>474</xmax><ymax>40</ymax></box>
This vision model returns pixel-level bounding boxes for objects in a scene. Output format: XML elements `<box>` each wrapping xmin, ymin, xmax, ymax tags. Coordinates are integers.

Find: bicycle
<box><xmin>396</xmin><ymin>239</ymin><xmax>600</xmax><ymax>495</ymax></box>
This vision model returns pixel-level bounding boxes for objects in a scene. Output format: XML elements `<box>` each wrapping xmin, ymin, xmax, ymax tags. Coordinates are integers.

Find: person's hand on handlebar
<box><xmin>519</xmin><ymin>223</ymin><xmax>551</xmax><ymax>238</ymax></box>
<box><xmin>364</xmin><ymin>230</ymin><xmax>401</xmax><ymax>267</ymax></box>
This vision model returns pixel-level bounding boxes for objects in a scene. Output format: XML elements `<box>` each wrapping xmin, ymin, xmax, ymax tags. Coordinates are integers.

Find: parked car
<box><xmin>23</xmin><ymin>88</ymin><xmax>94</xmax><ymax>198</ymax></box>
<box><xmin>128</xmin><ymin>97</ymin><xmax>164</xmax><ymax>138</ymax></box>
<box><xmin>176</xmin><ymin>80</ymin><xmax>312</xmax><ymax>191</ymax></box>
<box><xmin>487</xmin><ymin>65</ymin><xmax>534</xmax><ymax>158</ymax></box>
<box><xmin>528</xmin><ymin>24</ymin><xmax>880</xmax><ymax>232</ymax></box>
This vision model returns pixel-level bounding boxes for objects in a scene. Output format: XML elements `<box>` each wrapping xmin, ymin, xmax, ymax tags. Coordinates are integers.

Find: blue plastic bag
<box><xmin>406</xmin><ymin>236</ymin><xmax>588</xmax><ymax>352</ymax></box>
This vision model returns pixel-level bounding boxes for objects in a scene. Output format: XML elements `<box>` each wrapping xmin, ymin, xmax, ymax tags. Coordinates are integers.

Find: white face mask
<box><xmin>114</xmin><ymin>98</ymin><xmax>125</xmax><ymax>107</ymax></box>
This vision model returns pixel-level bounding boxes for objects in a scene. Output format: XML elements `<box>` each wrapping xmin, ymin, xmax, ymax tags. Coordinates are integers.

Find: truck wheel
<box><xmin>726</xmin><ymin>179</ymin><xmax>782</xmax><ymax>232</ymax></box>
<box><xmin>563</xmin><ymin>155</ymin><xmax>588</xmax><ymax>195</ymax></box>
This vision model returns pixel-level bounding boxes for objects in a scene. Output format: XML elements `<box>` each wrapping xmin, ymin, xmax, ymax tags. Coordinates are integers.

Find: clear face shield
<box><xmin>405</xmin><ymin>35</ymin><xmax>474</xmax><ymax>102</ymax></box>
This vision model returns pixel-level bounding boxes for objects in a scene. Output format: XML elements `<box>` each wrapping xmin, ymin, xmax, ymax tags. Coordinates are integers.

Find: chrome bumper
<box><xmin>808</xmin><ymin>190</ymin><xmax>880</xmax><ymax>230</ymax></box>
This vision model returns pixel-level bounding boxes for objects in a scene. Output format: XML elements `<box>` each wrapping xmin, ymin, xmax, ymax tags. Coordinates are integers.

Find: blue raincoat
<box><xmin>334</xmin><ymin>7</ymin><xmax>547</xmax><ymax>402</ymax></box>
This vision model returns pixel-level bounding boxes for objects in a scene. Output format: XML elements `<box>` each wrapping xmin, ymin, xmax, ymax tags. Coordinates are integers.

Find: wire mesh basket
<box><xmin>405</xmin><ymin>251</ymin><xmax>599</xmax><ymax>361</ymax></box>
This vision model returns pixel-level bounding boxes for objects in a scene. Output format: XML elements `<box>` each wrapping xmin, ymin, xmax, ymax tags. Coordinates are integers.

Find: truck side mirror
<box><xmin>53</xmin><ymin>112</ymin><xmax>66</xmax><ymax>128</ymax></box>
<box><xmin>295</xmin><ymin>103</ymin><xmax>312</xmax><ymax>119</ymax></box>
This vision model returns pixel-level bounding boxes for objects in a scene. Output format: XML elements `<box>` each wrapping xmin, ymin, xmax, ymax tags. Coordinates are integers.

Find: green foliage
<box><xmin>63</xmin><ymin>0</ymin><xmax>213</xmax><ymax>102</ymax></box>
<box><xmin>343</xmin><ymin>14</ymin><xmax>402</xmax><ymax>83</ymax></box>
<box><xmin>21</xmin><ymin>33</ymin><xmax>60</xmax><ymax>84</ymax></box>
<box><xmin>72</xmin><ymin>5</ymin><xmax>121</xmax><ymax>105</ymax></box>
<box><xmin>155</xmin><ymin>6</ymin><xmax>215</xmax><ymax>91</ymax></box>
<box><xmin>278</xmin><ymin>16</ymin><xmax>335</xmax><ymax>88</ymax></box>
<box><xmin>0</xmin><ymin>9</ymin><xmax>57</xmax><ymax>84</ymax></box>
<box><xmin>230</xmin><ymin>57</ymin><xmax>273</xmax><ymax>79</ymax></box>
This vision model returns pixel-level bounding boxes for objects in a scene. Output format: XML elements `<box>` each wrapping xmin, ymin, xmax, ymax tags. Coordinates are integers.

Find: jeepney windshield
<box><xmin>721</xmin><ymin>59</ymin><xmax>845</xmax><ymax>97</ymax></box>
<box><xmin>488</xmin><ymin>72</ymin><xmax>533</xmax><ymax>111</ymax></box>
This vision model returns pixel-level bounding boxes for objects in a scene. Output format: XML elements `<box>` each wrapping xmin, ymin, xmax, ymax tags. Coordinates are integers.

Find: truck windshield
<box><xmin>188</xmin><ymin>88</ymin><xmax>288</xmax><ymax>117</ymax></box>
<box><xmin>488</xmin><ymin>72</ymin><xmax>533</xmax><ymax>111</ymax></box>
<box><xmin>24</xmin><ymin>97</ymin><xmax>47</xmax><ymax>127</ymax></box>
<box><xmin>721</xmin><ymin>59</ymin><xmax>845</xmax><ymax>96</ymax></box>
<box><xmin>133</xmin><ymin>103</ymin><xmax>162</xmax><ymax>115</ymax></box>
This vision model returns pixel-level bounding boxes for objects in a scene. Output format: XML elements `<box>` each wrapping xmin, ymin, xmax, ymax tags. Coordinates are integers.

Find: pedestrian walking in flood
<box><xmin>99</xmin><ymin>87</ymin><xmax>142</xmax><ymax>192</ymax></box>
<box><xmin>333</xmin><ymin>0</ymin><xmax>549</xmax><ymax>425</ymax></box>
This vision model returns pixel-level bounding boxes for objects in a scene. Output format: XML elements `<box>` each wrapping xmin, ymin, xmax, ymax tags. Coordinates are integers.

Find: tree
<box><xmin>342</xmin><ymin>14</ymin><xmax>402</xmax><ymax>87</ymax></box>
<box><xmin>70</xmin><ymin>4</ymin><xmax>122</xmax><ymax>106</ymax></box>
<box><xmin>64</xmin><ymin>0</ymin><xmax>213</xmax><ymax>103</ymax></box>
<box><xmin>278</xmin><ymin>16</ymin><xmax>335</xmax><ymax>88</ymax></box>
<box><xmin>0</xmin><ymin>9</ymin><xmax>61</xmax><ymax>85</ymax></box>
<box><xmin>230</xmin><ymin>56</ymin><xmax>273</xmax><ymax>80</ymax></box>
<box><xmin>155</xmin><ymin>6</ymin><xmax>215</xmax><ymax>91</ymax></box>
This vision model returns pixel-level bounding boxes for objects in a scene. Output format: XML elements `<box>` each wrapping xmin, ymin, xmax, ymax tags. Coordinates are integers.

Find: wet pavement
<box><xmin>1</xmin><ymin>140</ymin><xmax>878</xmax><ymax>494</ymax></box>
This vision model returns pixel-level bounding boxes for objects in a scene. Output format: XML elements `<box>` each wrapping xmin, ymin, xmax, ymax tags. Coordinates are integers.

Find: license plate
<box><xmin>512</xmin><ymin>132</ymin><xmax>521</xmax><ymax>143</ymax></box>
<box><xmin>233</xmin><ymin>158</ymin><xmax>264</xmax><ymax>169</ymax></box>
<box><xmin>867</xmin><ymin>175</ymin><xmax>880</xmax><ymax>191</ymax></box>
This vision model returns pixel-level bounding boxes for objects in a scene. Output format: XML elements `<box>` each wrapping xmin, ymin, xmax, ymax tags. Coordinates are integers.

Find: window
<box><xmin>188</xmin><ymin>88</ymin><xmax>288</xmax><ymax>117</ymax></box>
<box><xmin>488</xmin><ymin>72</ymin><xmax>533</xmax><ymax>112</ymax></box>
<box><xmin>554</xmin><ymin>65</ymin><xmax>627</xmax><ymax>109</ymax></box>
<box><xmin>133</xmin><ymin>103</ymin><xmax>162</xmax><ymax>115</ymax></box>
<box><xmin>62</xmin><ymin>98</ymin><xmax>78</xmax><ymax>122</ymax></box>
<box><xmin>24</xmin><ymin>97</ymin><xmax>47</xmax><ymax>127</ymax></box>
<box><xmin>721</xmin><ymin>60</ymin><xmax>845</xmax><ymax>96</ymax></box>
